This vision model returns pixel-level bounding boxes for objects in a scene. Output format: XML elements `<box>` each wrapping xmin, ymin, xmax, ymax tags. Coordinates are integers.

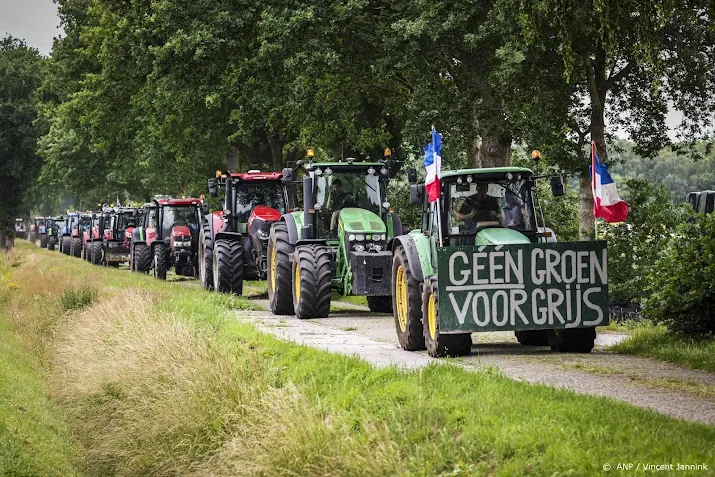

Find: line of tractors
<box><xmin>23</xmin><ymin>148</ymin><xmax>609</xmax><ymax>357</ymax></box>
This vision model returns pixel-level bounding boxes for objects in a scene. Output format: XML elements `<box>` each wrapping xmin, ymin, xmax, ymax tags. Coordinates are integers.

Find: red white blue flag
<box><xmin>590</xmin><ymin>141</ymin><xmax>629</xmax><ymax>223</ymax></box>
<box><xmin>424</xmin><ymin>129</ymin><xmax>442</xmax><ymax>203</ymax></box>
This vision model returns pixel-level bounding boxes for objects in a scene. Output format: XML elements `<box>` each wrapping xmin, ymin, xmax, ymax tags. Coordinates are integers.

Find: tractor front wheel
<box><xmin>61</xmin><ymin>237</ymin><xmax>71</xmax><ymax>255</ymax></box>
<box><xmin>213</xmin><ymin>238</ymin><xmax>243</xmax><ymax>294</ymax></box>
<box><xmin>392</xmin><ymin>246</ymin><xmax>425</xmax><ymax>351</ymax></box>
<box><xmin>91</xmin><ymin>243</ymin><xmax>103</xmax><ymax>265</ymax></box>
<box><xmin>422</xmin><ymin>276</ymin><xmax>472</xmax><ymax>357</ymax></box>
<box><xmin>199</xmin><ymin>221</ymin><xmax>213</xmax><ymax>290</ymax></box>
<box><xmin>133</xmin><ymin>243</ymin><xmax>151</xmax><ymax>273</ymax></box>
<box><xmin>40</xmin><ymin>234</ymin><xmax>48</xmax><ymax>248</ymax></box>
<box><xmin>549</xmin><ymin>328</ymin><xmax>596</xmax><ymax>353</ymax></box>
<box><xmin>70</xmin><ymin>238</ymin><xmax>82</xmax><ymax>257</ymax></box>
<box><xmin>267</xmin><ymin>222</ymin><xmax>294</xmax><ymax>315</ymax></box>
<box><xmin>48</xmin><ymin>236</ymin><xmax>56</xmax><ymax>251</ymax></box>
<box><xmin>153</xmin><ymin>243</ymin><xmax>168</xmax><ymax>280</ymax></box>
<box><xmin>292</xmin><ymin>244</ymin><xmax>332</xmax><ymax>319</ymax></box>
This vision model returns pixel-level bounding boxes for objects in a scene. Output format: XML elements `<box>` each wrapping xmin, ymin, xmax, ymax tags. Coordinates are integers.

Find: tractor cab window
<box><xmin>448</xmin><ymin>178</ymin><xmax>536</xmax><ymax>240</ymax></box>
<box><xmin>314</xmin><ymin>170</ymin><xmax>383</xmax><ymax>238</ymax></box>
<box><xmin>79</xmin><ymin>216</ymin><xmax>92</xmax><ymax>232</ymax></box>
<box><xmin>161</xmin><ymin>205</ymin><xmax>199</xmax><ymax>238</ymax></box>
<box><xmin>115</xmin><ymin>212</ymin><xmax>136</xmax><ymax>233</ymax></box>
<box><xmin>235</xmin><ymin>182</ymin><xmax>286</xmax><ymax>223</ymax></box>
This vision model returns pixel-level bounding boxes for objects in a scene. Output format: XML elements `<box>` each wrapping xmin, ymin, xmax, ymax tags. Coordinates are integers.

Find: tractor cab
<box><xmin>15</xmin><ymin>218</ymin><xmax>26</xmax><ymax>239</ymax></box>
<box><xmin>201</xmin><ymin>170</ymin><xmax>294</xmax><ymax>291</ymax></box>
<box><xmin>266</xmin><ymin>148</ymin><xmax>402</xmax><ymax>318</ymax></box>
<box><xmin>97</xmin><ymin>207</ymin><xmax>139</xmax><ymax>266</ymax></box>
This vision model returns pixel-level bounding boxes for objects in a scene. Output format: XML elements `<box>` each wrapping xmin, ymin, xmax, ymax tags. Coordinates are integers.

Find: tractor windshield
<box><xmin>447</xmin><ymin>178</ymin><xmax>536</xmax><ymax>237</ymax></box>
<box><xmin>235</xmin><ymin>181</ymin><xmax>286</xmax><ymax>222</ymax></box>
<box><xmin>161</xmin><ymin>205</ymin><xmax>199</xmax><ymax>238</ymax></box>
<box><xmin>78</xmin><ymin>216</ymin><xmax>92</xmax><ymax>232</ymax></box>
<box><xmin>314</xmin><ymin>169</ymin><xmax>384</xmax><ymax>239</ymax></box>
<box><xmin>115</xmin><ymin>211</ymin><xmax>136</xmax><ymax>233</ymax></box>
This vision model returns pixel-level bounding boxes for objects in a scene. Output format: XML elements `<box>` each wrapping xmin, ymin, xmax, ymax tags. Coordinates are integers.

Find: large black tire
<box><xmin>153</xmin><ymin>243</ymin><xmax>168</xmax><ymax>280</ymax></box>
<box><xmin>29</xmin><ymin>231</ymin><xmax>36</xmax><ymax>243</ymax></box>
<box><xmin>199</xmin><ymin>221</ymin><xmax>214</xmax><ymax>290</ymax></box>
<box><xmin>392</xmin><ymin>246</ymin><xmax>425</xmax><ymax>351</ymax></box>
<box><xmin>367</xmin><ymin>295</ymin><xmax>392</xmax><ymax>313</ymax></box>
<box><xmin>515</xmin><ymin>330</ymin><xmax>550</xmax><ymax>346</ymax></box>
<box><xmin>267</xmin><ymin>222</ymin><xmax>295</xmax><ymax>315</ymax></box>
<box><xmin>40</xmin><ymin>234</ymin><xmax>48</xmax><ymax>249</ymax></box>
<box><xmin>48</xmin><ymin>236</ymin><xmax>56</xmax><ymax>251</ymax></box>
<box><xmin>61</xmin><ymin>237</ymin><xmax>72</xmax><ymax>255</ymax></box>
<box><xmin>213</xmin><ymin>238</ymin><xmax>244</xmax><ymax>294</ymax></box>
<box><xmin>549</xmin><ymin>327</ymin><xmax>596</xmax><ymax>353</ymax></box>
<box><xmin>90</xmin><ymin>242</ymin><xmax>103</xmax><ymax>265</ymax></box>
<box><xmin>70</xmin><ymin>238</ymin><xmax>82</xmax><ymax>257</ymax></box>
<box><xmin>423</xmin><ymin>276</ymin><xmax>472</xmax><ymax>357</ymax></box>
<box><xmin>133</xmin><ymin>243</ymin><xmax>151</xmax><ymax>273</ymax></box>
<box><xmin>292</xmin><ymin>244</ymin><xmax>332</xmax><ymax>319</ymax></box>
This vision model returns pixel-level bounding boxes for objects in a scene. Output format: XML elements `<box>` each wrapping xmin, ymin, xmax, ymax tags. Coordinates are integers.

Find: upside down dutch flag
<box><xmin>590</xmin><ymin>141</ymin><xmax>629</xmax><ymax>223</ymax></box>
<box><xmin>424</xmin><ymin>129</ymin><xmax>442</xmax><ymax>202</ymax></box>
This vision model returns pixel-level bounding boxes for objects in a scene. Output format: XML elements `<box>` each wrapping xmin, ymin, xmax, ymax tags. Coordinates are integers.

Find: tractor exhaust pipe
<box><xmin>302</xmin><ymin>176</ymin><xmax>315</xmax><ymax>239</ymax></box>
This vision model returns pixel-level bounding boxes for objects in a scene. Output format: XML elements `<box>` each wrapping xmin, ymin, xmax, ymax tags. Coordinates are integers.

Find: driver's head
<box><xmin>332</xmin><ymin>179</ymin><xmax>343</xmax><ymax>191</ymax></box>
<box><xmin>477</xmin><ymin>183</ymin><xmax>489</xmax><ymax>198</ymax></box>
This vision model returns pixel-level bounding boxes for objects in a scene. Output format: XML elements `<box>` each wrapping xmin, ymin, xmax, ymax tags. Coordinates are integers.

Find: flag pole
<box><xmin>432</xmin><ymin>126</ymin><xmax>444</xmax><ymax>247</ymax></box>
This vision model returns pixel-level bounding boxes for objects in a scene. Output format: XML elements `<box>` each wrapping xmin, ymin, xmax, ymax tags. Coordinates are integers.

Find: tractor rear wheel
<box><xmin>392</xmin><ymin>246</ymin><xmax>425</xmax><ymax>351</ymax></box>
<box><xmin>40</xmin><ymin>234</ymin><xmax>48</xmax><ymax>248</ymax></box>
<box><xmin>91</xmin><ymin>243</ymin><xmax>103</xmax><ymax>265</ymax></box>
<box><xmin>133</xmin><ymin>243</ymin><xmax>151</xmax><ymax>273</ymax></box>
<box><xmin>423</xmin><ymin>276</ymin><xmax>472</xmax><ymax>357</ymax></box>
<box><xmin>48</xmin><ymin>236</ymin><xmax>56</xmax><ymax>251</ymax></box>
<box><xmin>515</xmin><ymin>330</ymin><xmax>550</xmax><ymax>346</ymax></box>
<box><xmin>153</xmin><ymin>243</ymin><xmax>168</xmax><ymax>280</ymax></box>
<box><xmin>549</xmin><ymin>328</ymin><xmax>596</xmax><ymax>353</ymax></box>
<box><xmin>267</xmin><ymin>222</ymin><xmax>294</xmax><ymax>315</ymax></box>
<box><xmin>213</xmin><ymin>238</ymin><xmax>244</xmax><ymax>294</ymax></box>
<box><xmin>61</xmin><ymin>237</ymin><xmax>71</xmax><ymax>255</ymax></box>
<box><xmin>70</xmin><ymin>238</ymin><xmax>82</xmax><ymax>257</ymax></box>
<box><xmin>367</xmin><ymin>295</ymin><xmax>392</xmax><ymax>313</ymax></box>
<box><xmin>292</xmin><ymin>244</ymin><xmax>332</xmax><ymax>319</ymax></box>
<box><xmin>199</xmin><ymin>221</ymin><xmax>213</xmax><ymax>290</ymax></box>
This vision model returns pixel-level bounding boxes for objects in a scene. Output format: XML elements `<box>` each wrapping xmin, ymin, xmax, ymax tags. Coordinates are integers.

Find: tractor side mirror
<box><xmin>201</xmin><ymin>203</ymin><xmax>209</xmax><ymax>215</ymax></box>
<box><xmin>91</xmin><ymin>213</ymin><xmax>97</xmax><ymax>220</ymax></box>
<box><xmin>208</xmin><ymin>178</ymin><xmax>218</xmax><ymax>197</ymax></box>
<box><xmin>550</xmin><ymin>174</ymin><xmax>565</xmax><ymax>197</ymax></box>
<box><xmin>407</xmin><ymin>167</ymin><xmax>417</xmax><ymax>183</ymax></box>
<box><xmin>282</xmin><ymin>167</ymin><xmax>294</xmax><ymax>182</ymax></box>
<box><xmin>410</xmin><ymin>184</ymin><xmax>424</xmax><ymax>205</ymax></box>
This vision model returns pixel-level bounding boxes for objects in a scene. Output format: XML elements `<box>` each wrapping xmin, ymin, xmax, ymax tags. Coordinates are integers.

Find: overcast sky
<box><xmin>1</xmin><ymin>0</ymin><xmax>61</xmax><ymax>56</ymax></box>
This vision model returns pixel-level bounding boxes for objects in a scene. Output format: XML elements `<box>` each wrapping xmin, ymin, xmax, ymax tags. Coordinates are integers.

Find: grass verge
<box><xmin>610</xmin><ymin>326</ymin><xmax>715</xmax><ymax>372</ymax></box>
<box><xmin>3</xmin><ymin>242</ymin><xmax>715</xmax><ymax>476</ymax></box>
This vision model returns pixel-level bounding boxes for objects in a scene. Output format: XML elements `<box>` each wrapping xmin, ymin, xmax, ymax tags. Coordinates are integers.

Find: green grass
<box><xmin>610</xmin><ymin>326</ymin><xmax>715</xmax><ymax>372</ymax></box>
<box><xmin>3</xmin><ymin>242</ymin><xmax>715</xmax><ymax>476</ymax></box>
<box><xmin>0</xmin><ymin>255</ymin><xmax>81</xmax><ymax>476</ymax></box>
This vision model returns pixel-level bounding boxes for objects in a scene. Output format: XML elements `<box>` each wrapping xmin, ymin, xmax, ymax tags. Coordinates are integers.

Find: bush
<box><xmin>602</xmin><ymin>179</ymin><xmax>691</xmax><ymax>304</ymax></box>
<box><xmin>642</xmin><ymin>213</ymin><xmax>715</xmax><ymax>337</ymax></box>
<box><xmin>61</xmin><ymin>284</ymin><xmax>98</xmax><ymax>311</ymax></box>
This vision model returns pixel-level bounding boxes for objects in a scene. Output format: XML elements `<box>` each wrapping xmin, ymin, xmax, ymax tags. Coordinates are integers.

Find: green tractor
<box><xmin>393</xmin><ymin>163</ymin><xmax>608</xmax><ymax>357</ymax></box>
<box><xmin>267</xmin><ymin>149</ymin><xmax>403</xmax><ymax>318</ymax></box>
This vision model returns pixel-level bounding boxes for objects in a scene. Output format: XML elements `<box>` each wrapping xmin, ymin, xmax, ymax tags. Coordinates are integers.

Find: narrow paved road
<box><xmin>239</xmin><ymin>300</ymin><xmax>715</xmax><ymax>425</ymax></box>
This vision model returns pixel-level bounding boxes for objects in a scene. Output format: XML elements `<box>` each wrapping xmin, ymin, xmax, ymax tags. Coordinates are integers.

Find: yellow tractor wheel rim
<box><xmin>294</xmin><ymin>262</ymin><xmax>301</xmax><ymax>302</ymax></box>
<box><xmin>270</xmin><ymin>245</ymin><xmax>277</xmax><ymax>291</ymax></box>
<box><xmin>395</xmin><ymin>265</ymin><xmax>407</xmax><ymax>332</ymax></box>
<box><xmin>428</xmin><ymin>293</ymin><xmax>437</xmax><ymax>340</ymax></box>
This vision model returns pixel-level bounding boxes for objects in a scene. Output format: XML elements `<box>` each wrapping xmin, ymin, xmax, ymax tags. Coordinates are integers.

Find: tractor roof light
<box><xmin>325</xmin><ymin>167</ymin><xmax>333</xmax><ymax>175</ymax></box>
<box><xmin>367</xmin><ymin>167</ymin><xmax>376</xmax><ymax>175</ymax></box>
<box><xmin>457</xmin><ymin>177</ymin><xmax>463</xmax><ymax>184</ymax></box>
<box><xmin>248</xmin><ymin>169</ymin><xmax>260</xmax><ymax>173</ymax></box>
<box><xmin>216</xmin><ymin>170</ymin><xmax>222</xmax><ymax>178</ymax></box>
<box><xmin>531</xmin><ymin>150</ymin><xmax>541</xmax><ymax>161</ymax></box>
<box><xmin>384</xmin><ymin>147</ymin><xmax>392</xmax><ymax>157</ymax></box>
<box><xmin>506</xmin><ymin>172</ymin><xmax>514</xmax><ymax>180</ymax></box>
<box><xmin>315</xmin><ymin>168</ymin><xmax>323</xmax><ymax>176</ymax></box>
<box><xmin>466</xmin><ymin>175</ymin><xmax>473</xmax><ymax>183</ymax></box>
<box><xmin>306</xmin><ymin>148</ymin><xmax>315</xmax><ymax>158</ymax></box>
<box><xmin>380</xmin><ymin>167</ymin><xmax>388</xmax><ymax>175</ymax></box>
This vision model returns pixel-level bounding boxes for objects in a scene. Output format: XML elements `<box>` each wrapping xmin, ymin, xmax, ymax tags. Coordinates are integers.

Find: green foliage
<box><xmin>602</xmin><ymin>179</ymin><xmax>690</xmax><ymax>304</ymax></box>
<box><xmin>61</xmin><ymin>283</ymin><xmax>97</xmax><ymax>311</ymax></box>
<box><xmin>642</xmin><ymin>213</ymin><xmax>715</xmax><ymax>337</ymax></box>
<box><xmin>0</xmin><ymin>37</ymin><xmax>46</xmax><ymax>230</ymax></box>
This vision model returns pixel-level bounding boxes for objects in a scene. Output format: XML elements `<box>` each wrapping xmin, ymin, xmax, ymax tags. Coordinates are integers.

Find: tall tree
<box><xmin>0</xmin><ymin>37</ymin><xmax>46</xmax><ymax>247</ymax></box>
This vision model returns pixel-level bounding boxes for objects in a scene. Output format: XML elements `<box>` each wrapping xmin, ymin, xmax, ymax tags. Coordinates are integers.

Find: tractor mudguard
<box><xmin>392</xmin><ymin>235</ymin><xmax>424</xmax><ymax>283</ymax></box>
<box><xmin>132</xmin><ymin>227</ymin><xmax>143</xmax><ymax>243</ymax></box>
<box><xmin>388</xmin><ymin>212</ymin><xmax>402</xmax><ymax>239</ymax></box>
<box><xmin>283</xmin><ymin>214</ymin><xmax>300</xmax><ymax>245</ymax></box>
<box><xmin>215</xmin><ymin>230</ymin><xmax>242</xmax><ymax>241</ymax></box>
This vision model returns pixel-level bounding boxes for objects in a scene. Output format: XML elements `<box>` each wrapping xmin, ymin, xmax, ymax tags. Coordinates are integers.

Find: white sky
<box><xmin>0</xmin><ymin>0</ymin><xmax>61</xmax><ymax>56</ymax></box>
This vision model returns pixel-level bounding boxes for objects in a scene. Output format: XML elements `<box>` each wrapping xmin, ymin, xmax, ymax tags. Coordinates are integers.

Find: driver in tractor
<box><xmin>455</xmin><ymin>183</ymin><xmax>501</xmax><ymax>234</ymax></box>
<box><xmin>328</xmin><ymin>179</ymin><xmax>348</xmax><ymax>210</ymax></box>
<box><xmin>502</xmin><ymin>192</ymin><xmax>526</xmax><ymax>229</ymax></box>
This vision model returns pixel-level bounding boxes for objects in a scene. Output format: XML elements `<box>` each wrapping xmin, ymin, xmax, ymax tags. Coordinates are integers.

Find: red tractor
<box><xmin>69</xmin><ymin>213</ymin><xmax>92</xmax><ymax>257</ymax></box>
<box><xmin>82</xmin><ymin>212</ymin><xmax>106</xmax><ymax>264</ymax></box>
<box><xmin>15</xmin><ymin>218</ymin><xmax>26</xmax><ymax>240</ymax></box>
<box><xmin>200</xmin><ymin>170</ymin><xmax>294</xmax><ymax>294</ymax></box>
<box><xmin>87</xmin><ymin>207</ymin><xmax>139</xmax><ymax>266</ymax></box>
<box><xmin>129</xmin><ymin>197</ymin><xmax>206</xmax><ymax>279</ymax></box>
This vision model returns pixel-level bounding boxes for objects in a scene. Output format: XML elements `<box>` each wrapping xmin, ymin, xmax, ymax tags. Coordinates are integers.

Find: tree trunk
<box><xmin>476</xmin><ymin>130</ymin><xmax>511</xmax><ymax>168</ymax></box>
<box><xmin>226</xmin><ymin>146</ymin><xmax>240</xmax><ymax>171</ymax></box>
<box><xmin>467</xmin><ymin>87</ymin><xmax>512</xmax><ymax>168</ymax></box>
<box><xmin>0</xmin><ymin>231</ymin><xmax>6</xmax><ymax>250</ymax></box>
<box><xmin>578</xmin><ymin>174</ymin><xmax>595</xmax><ymax>240</ymax></box>
<box><xmin>267</xmin><ymin>133</ymin><xmax>284</xmax><ymax>172</ymax></box>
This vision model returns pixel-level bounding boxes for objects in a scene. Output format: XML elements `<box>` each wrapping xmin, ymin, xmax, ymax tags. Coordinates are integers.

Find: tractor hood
<box><xmin>171</xmin><ymin>225</ymin><xmax>191</xmax><ymax>238</ymax></box>
<box><xmin>476</xmin><ymin>227</ymin><xmax>531</xmax><ymax>246</ymax></box>
<box><xmin>249</xmin><ymin>205</ymin><xmax>281</xmax><ymax>230</ymax></box>
<box><xmin>339</xmin><ymin>208</ymin><xmax>386</xmax><ymax>233</ymax></box>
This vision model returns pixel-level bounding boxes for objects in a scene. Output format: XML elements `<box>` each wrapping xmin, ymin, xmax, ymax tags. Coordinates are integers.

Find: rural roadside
<box><xmin>1</xmin><ymin>243</ymin><xmax>713</xmax><ymax>476</ymax></box>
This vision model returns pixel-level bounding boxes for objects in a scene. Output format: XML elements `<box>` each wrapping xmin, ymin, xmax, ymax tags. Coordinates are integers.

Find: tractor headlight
<box><xmin>367</xmin><ymin>167</ymin><xmax>376</xmax><ymax>175</ymax></box>
<box><xmin>257</xmin><ymin>229</ymin><xmax>269</xmax><ymax>240</ymax></box>
<box><xmin>353</xmin><ymin>243</ymin><xmax>365</xmax><ymax>252</ymax></box>
<box><xmin>348</xmin><ymin>234</ymin><xmax>356</xmax><ymax>241</ymax></box>
<box><xmin>355</xmin><ymin>234</ymin><xmax>365</xmax><ymax>241</ymax></box>
<box><xmin>373</xmin><ymin>244</ymin><xmax>383</xmax><ymax>252</ymax></box>
<box><xmin>380</xmin><ymin>167</ymin><xmax>388</xmax><ymax>175</ymax></box>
